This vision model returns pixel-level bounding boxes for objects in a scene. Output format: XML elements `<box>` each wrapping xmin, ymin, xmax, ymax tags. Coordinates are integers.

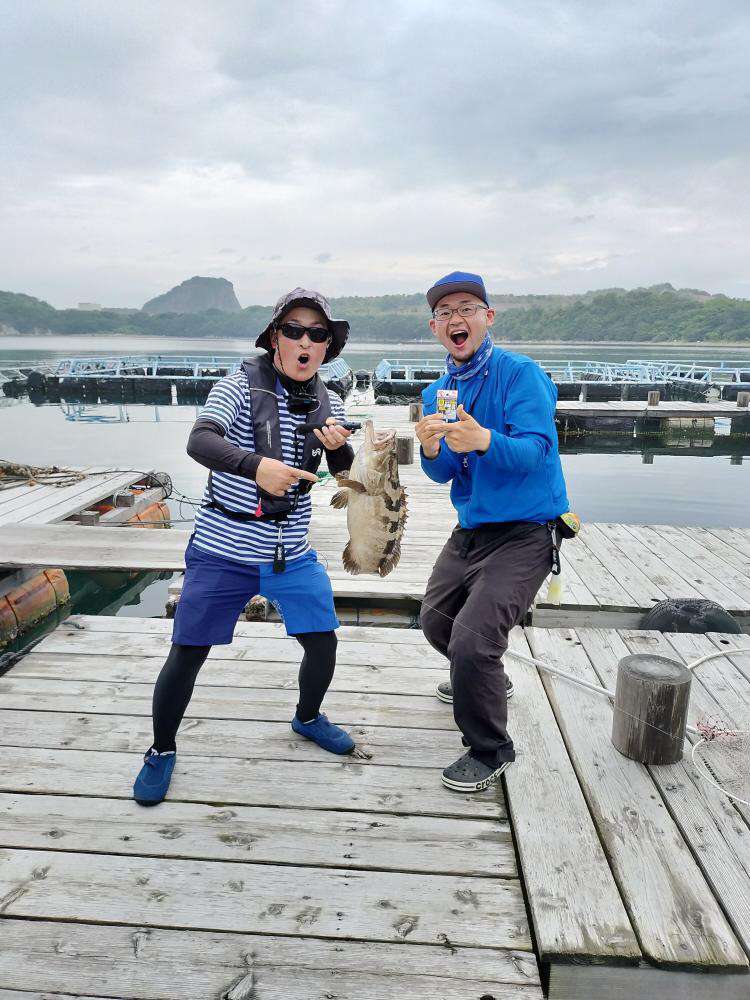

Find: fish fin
<box><xmin>378</xmin><ymin>539</ymin><xmax>402</xmax><ymax>577</ymax></box>
<box><xmin>335</xmin><ymin>477</ymin><xmax>367</xmax><ymax>494</ymax></box>
<box><xmin>342</xmin><ymin>540</ymin><xmax>362</xmax><ymax>575</ymax></box>
<box><xmin>330</xmin><ymin>490</ymin><xmax>349</xmax><ymax>509</ymax></box>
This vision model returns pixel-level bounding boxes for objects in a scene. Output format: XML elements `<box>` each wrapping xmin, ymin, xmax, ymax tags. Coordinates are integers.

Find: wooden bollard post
<box><xmin>408</xmin><ymin>402</ymin><xmax>423</xmax><ymax>422</ymax></box>
<box><xmin>647</xmin><ymin>390</ymin><xmax>660</xmax><ymax>407</ymax></box>
<box><xmin>611</xmin><ymin>654</ymin><xmax>691</xmax><ymax>764</ymax></box>
<box><xmin>396</xmin><ymin>435</ymin><xmax>414</xmax><ymax>464</ymax></box>
<box><xmin>737</xmin><ymin>392</ymin><xmax>750</xmax><ymax>408</ymax></box>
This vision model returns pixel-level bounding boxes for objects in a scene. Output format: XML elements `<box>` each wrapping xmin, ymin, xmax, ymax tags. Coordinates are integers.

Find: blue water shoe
<box><xmin>133</xmin><ymin>748</ymin><xmax>176</xmax><ymax>806</ymax></box>
<box><xmin>291</xmin><ymin>712</ymin><xmax>355</xmax><ymax>754</ymax></box>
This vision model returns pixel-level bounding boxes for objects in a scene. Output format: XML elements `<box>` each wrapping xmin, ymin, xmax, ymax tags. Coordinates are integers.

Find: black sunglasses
<box><xmin>276</xmin><ymin>322</ymin><xmax>330</xmax><ymax>344</ymax></box>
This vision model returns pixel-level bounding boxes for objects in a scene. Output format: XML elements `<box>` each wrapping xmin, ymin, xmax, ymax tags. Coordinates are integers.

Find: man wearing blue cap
<box><xmin>416</xmin><ymin>271</ymin><xmax>569</xmax><ymax>792</ymax></box>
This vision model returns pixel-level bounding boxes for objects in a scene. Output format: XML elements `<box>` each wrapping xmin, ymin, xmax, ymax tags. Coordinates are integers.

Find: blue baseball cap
<box><xmin>426</xmin><ymin>271</ymin><xmax>488</xmax><ymax>311</ymax></box>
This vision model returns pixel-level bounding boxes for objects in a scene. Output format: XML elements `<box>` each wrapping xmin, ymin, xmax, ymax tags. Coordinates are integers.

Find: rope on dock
<box><xmin>0</xmin><ymin>460</ymin><xmax>88</xmax><ymax>490</ymax></box>
<box><xmin>0</xmin><ymin>463</ymin><xmax>173</xmax><ymax>494</ymax></box>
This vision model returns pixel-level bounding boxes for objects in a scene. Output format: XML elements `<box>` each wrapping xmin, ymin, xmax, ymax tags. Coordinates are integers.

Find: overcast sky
<box><xmin>2</xmin><ymin>0</ymin><xmax>749</xmax><ymax>308</ymax></box>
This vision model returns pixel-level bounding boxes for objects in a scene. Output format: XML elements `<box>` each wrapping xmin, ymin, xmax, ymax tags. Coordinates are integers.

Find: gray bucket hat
<box><xmin>256</xmin><ymin>287</ymin><xmax>349</xmax><ymax>363</ymax></box>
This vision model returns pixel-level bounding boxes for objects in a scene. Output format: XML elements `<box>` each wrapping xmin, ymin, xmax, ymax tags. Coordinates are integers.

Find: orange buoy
<box><xmin>128</xmin><ymin>501</ymin><xmax>170</xmax><ymax>528</ymax></box>
<box><xmin>0</xmin><ymin>569</ymin><xmax>71</xmax><ymax>646</ymax></box>
<box><xmin>0</xmin><ymin>597</ymin><xmax>18</xmax><ymax>644</ymax></box>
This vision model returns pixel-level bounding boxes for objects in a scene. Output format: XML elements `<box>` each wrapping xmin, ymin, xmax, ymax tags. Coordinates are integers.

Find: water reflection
<box><xmin>57</xmin><ymin>398</ymin><xmax>750</xmax><ymax>463</ymax></box>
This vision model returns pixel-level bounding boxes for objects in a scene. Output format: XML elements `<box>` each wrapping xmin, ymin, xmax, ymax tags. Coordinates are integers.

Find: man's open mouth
<box><xmin>450</xmin><ymin>331</ymin><xmax>469</xmax><ymax>347</ymax></box>
<box><xmin>297</xmin><ymin>353</ymin><xmax>310</xmax><ymax>366</ymax></box>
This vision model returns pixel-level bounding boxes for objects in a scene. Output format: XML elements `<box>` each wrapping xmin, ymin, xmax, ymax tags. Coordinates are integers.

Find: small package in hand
<box><xmin>437</xmin><ymin>389</ymin><xmax>458</xmax><ymax>422</ymax></box>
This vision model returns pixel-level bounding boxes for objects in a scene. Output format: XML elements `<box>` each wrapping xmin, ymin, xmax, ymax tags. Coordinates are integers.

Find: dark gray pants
<box><xmin>420</xmin><ymin>521</ymin><xmax>553</xmax><ymax>765</ymax></box>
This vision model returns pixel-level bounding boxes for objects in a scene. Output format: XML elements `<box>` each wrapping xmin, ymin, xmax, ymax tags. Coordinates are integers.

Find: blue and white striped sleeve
<box><xmin>327</xmin><ymin>391</ymin><xmax>346</xmax><ymax>422</ymax></box>
<box><xmin>199</xmin><ymin>376</ymin><xmax>246</xmax><ymax>433</ymax></box>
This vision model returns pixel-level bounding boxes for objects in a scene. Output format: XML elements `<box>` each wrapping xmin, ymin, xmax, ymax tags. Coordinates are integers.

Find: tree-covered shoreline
<box><xmin>2</xmin><ymin>283</ymin><xmax>749</xmax><ymax>343</ymax></box>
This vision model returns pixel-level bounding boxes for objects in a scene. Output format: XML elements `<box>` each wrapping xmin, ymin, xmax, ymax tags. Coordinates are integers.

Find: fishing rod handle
<box><xmin>294</xmin><ymin>421</ymin><xmax>362</xmax><ymax>434</ymax></box>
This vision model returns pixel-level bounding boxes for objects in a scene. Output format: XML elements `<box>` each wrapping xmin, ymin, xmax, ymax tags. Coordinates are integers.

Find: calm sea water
<box><xmin>3</xmin><ymin>333</ymin><xmax>750</xmax><ymax>370</ymax></box>
<box><xmin>2</xmin><ymin>335</ymin><xmax>749</xmax><ymax>622</ymax></box>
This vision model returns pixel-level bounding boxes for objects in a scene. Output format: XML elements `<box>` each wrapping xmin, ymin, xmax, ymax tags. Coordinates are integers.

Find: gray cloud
<box><xmin>1</xmin><ymin>0</ymin><xmax>749</xmax><ymax>306</ymax></box>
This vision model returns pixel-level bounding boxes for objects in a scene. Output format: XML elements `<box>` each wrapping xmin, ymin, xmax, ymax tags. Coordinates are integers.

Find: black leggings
<box><xmin>151</xmin><ymin>631</ymin><xmax>338</xmax><ymax>752</ymax></box>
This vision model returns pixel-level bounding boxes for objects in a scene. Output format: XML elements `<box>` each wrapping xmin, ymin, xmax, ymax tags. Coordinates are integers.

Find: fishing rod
<box><xmin>294</xmin><ymin>421</ymin><xmax>362</xmax><ymax>434</ymax></box>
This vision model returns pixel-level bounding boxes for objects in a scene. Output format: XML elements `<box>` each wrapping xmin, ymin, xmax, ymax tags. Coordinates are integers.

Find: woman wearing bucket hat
<box><xmin>133</xmin><ymin>288</ymin><xmax>357</xmax><ymax>806</ymax></box>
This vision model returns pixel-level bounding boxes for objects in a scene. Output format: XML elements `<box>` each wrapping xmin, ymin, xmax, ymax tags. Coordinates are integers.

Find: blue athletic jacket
<box><xmin>421</xmin><ymin>347</ymin><xmax>569</xmax><ymax>527</ymax></box>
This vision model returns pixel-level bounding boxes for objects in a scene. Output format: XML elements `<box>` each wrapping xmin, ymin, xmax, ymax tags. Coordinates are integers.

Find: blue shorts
<box><xmin>172</xmin><ymin>540</ymin><xmax>339</xmax><ymax>645</ymax></box>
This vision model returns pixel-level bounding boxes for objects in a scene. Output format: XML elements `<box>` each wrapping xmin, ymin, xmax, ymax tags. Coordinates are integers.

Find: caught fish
<box><xmin>330</xmin><ymin>420</ymin><xmax>408</xmax><ymax>576</ymax></box>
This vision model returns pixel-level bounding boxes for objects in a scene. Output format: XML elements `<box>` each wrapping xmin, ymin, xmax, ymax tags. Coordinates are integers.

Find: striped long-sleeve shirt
<box><xmin>190</xmin><ymin>372</ymin><xmax>346</xmax><ymax>564</ymax></box>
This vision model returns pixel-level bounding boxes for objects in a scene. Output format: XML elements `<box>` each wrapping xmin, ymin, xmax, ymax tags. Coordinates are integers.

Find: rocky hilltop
<box><xmin>142</xmin><ymin>276</ymin><xmax>242</xmax><ymax>315</ymax></box>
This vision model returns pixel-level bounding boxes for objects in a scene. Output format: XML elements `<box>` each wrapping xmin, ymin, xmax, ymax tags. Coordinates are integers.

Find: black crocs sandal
<box><xmin>441</xmin><ymin>750</ymin><xmax>510</xmax><ymax>792</ymax></box>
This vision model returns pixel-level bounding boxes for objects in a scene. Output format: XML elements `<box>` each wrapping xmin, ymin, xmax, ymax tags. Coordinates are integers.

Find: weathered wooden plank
<box><xmin>556</xmin><ymin>532</ymin><xmax>636</xmax><ymax>609</ymax></box>
<box><xmin>668</xmin><ymin>632</ymin><xmax>750</xmax><ymax>727</ymax></box>
<box><xmin>0</xmin><ymin>919</ymin><xmax>542</xmax><ymax>999</ymax></box>
<box><xmin>531</xmin><ymin>607</ymin><xmax>646</xmax><ymax>629</ymax></box>
<box><xmin>576</xmin><ymin>628</ymin><xmax>750</xmax><ymax>958</ymax></box>
<box><xmin>10</xmin><ymin>650</ymin><xmax>449</xmax><ymax>697</ymax></box>
<box><xmin>0</xmin><ymin>470</ymin><xmax>149</xmax><ymax>525</ymax></box>
<box><xmin>597</xmin><ymin>522</ymin><xmax>702</xmax><ymax>598</ymax></box>
<box><xmin>0</xmin><ymin>709</ymin><xmax>466</xmax><ymax>770</ymax></box>
<box><xmin>32</xmin><ymin>624</ymin><xmax>445</xmax><ymax>667</ymax></box>
<box><xmin>623</xmin><ymin>524</ymin><xmax>748</xmax><ymax>608</ymax></box>
<box><xmin>689</xmin><ymin>527</ymin><xmax>750</xmax><ymax>585</ymax></box>
<box><xmin>577</xmin><ymin>523</ymin><xmax>667</xmax><ymax>609</ymax></box>
<box><xmin>647</xmin><ymin>526</ymin><xmax>750</xmax><ymax>604</ymax></box>
<box><xmin>63</xmin><ymin>614</ymin><xmax>434</xmax><ymax>643</ymax></box>
<box><xmin>0</xmin><ymin>466</ymin><xmax>102</xmax><ymax>516</ymax></box>
<box><xmin>704</xmin><ymin>526</ymin><xmax>750</xmax><ymax>563</ymax></box>
<box><xmin>0</xmin><ymin>676</ymin><xmax>456</xmax><ymax>731</ymax></box>
<box><xmin>0</xmin><ymin>848</ymin><xmax>532</xmax><ymax>949</ymax></box>
<box><xmin>0</xmin><ymin>977</ymin><xmax>540</xmax><ymax>1000</ymax></box>
<box><xmin>0</xmin><ymin>792</ymin><xmax>515</xmax><ymax>877</ymax></box>
<box><xmin>0</xmin><ymin>746</ymin><xmax>505</xmax><ymax>819</ymax></box>
<box><xmin>537</xmin><ymin>549</ymin><xmax>599</xmax><ymax>607</ymax></box>
<box><xmin>526</xmin><ymin>627</ymin><xmax>747</xmax><ymax>970</ymax></box>
<box><xmin>503</xmin><ymin>630</ymin><xmax>639</xmax><ymax>964</ymax></box>
<box><xmin>547</xmin><ymin>962</ymin><xmax>750</xmax><ymax>1000</ymax></box>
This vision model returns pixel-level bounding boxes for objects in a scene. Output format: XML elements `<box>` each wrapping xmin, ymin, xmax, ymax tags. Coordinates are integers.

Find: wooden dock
<box><xmin>1</xmin><ymin>615</ymin><xmax>749</xmax><ymax>997</ymax></box>
<box><xmin>1</xmin><ymin>467</ymin><xmax>750</xmax><ymax>628</ymax></box>
<box><xmin>0</xmin><ymin>467</ymin><xmax>170</xmax><ymax>641</ymax></box>
<box><xmin>0</xmin><ymin>467</ymin><xmax>164</xmax><ymax>527</ymax></box>
<box><xmin>0</xmin><ymin>614</ymin><xmax>541</xmax><ymax>1000</ymax></box>
<box><xmin>0</xmin><ymin>405</ymin><xmax>748</xmax><ymax>629</ymax></box>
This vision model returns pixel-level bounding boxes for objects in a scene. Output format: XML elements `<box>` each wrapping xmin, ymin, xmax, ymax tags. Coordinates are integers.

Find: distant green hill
<box><xmin>1</xmin><ymin>282</ymin><xmax>748</xmax><ymax>343</ymax></box>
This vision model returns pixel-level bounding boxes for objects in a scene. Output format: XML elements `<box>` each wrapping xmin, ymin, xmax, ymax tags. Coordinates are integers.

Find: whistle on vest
<box><xmin>273</xmin><ymin>523</ymin><xmax>286</xmax><ymax>574</ymax></box>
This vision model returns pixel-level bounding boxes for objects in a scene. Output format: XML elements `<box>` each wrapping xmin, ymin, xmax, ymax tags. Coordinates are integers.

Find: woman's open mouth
<box><xmin>297</xmin><ymin>352</ymin><xmax>310</xmax><ymax>367</ymax></box>
<box><xmin>450</xmin><ymin>331</ymin><xmax>469</xmax><ymax>348</ymax></box>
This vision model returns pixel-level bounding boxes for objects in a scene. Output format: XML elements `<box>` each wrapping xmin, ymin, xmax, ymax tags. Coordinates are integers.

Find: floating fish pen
<box><xmin>625</xmin><ymin>358</ymin><xmax>750</xmax><ymax>401</ymax></box>
<box><xmin>371</xmin><ymin>356</ymin><xmax>750</xmax><ymax>403</ymax></box>
<box><xmin>1</xmin><ymin>355</ymin><xmax>354</xmax><ymax>403</ymax></box>
<box><xmin>372</xmin><ymin>359</ymin><xmax>445</xmax><ymax>402</ymax></box>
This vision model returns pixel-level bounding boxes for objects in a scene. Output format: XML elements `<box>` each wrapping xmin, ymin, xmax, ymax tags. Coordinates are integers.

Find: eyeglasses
<box><xmin>433</xmin><ymin>304</ymin><xmax>488</xmax><ymax>322</ymax></box>
<box><xmin>277</xmin><ymin>323</ymin><xmax>330</xmax><ymax>343</ymax></box>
